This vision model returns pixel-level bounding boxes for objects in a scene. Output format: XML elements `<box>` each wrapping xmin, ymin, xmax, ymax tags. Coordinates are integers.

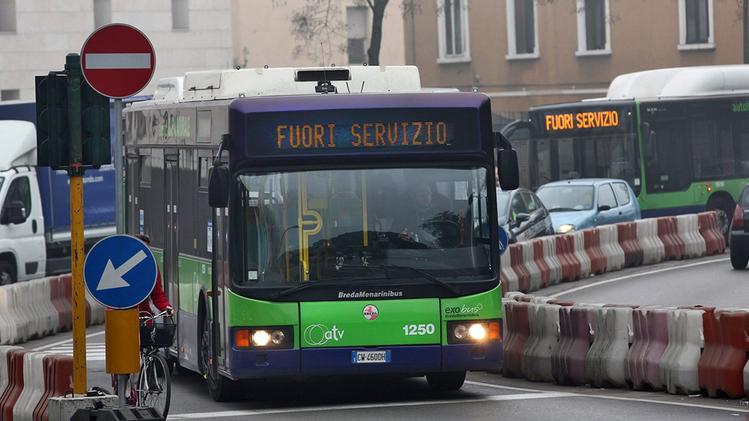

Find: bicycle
<box><xmin>111</xmin><ymin>309</ymin><xmax>175</xmax><ymax>417</ymax></box>
<box><xmin>136</xmin><ymin>309</ymin><xmax>175</xmax><ymax>418</ymax></box>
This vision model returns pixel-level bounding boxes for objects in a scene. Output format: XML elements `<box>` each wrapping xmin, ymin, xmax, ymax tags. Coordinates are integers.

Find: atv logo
<box><xmin>303</xmin><ymin>324</ymin><xmax>345</xmax><ymax>346</ymax></box>
<box><xmin>444</xmin><ymin>303</ymin><xmax>484</xmax><ymax>318</ymax></box>
<box><xmin>363</xmin><ymin>304</ymin><xmax>379</xmax><ymax>320</ymax></box>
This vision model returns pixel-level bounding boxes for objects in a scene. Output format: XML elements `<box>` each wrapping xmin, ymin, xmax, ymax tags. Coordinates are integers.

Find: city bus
<box><xmin>124</xmin><ymin>66</ymin><xmax>518</xmax><ymax>401</ymax></box>
<box><xmin>503</xmin><ymin>65</ymin><xmax>749</xmax><ymax>235</ymax></box>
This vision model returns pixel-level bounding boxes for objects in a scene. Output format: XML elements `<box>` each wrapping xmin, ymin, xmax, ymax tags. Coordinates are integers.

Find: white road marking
<box><xmin>466</xmin><ymin>380</ymin><xmax>749</xmax><ymax>414</ymax></box>
<box><xmin>85</xmin><ymin>53</ymin><xmax>151</xmax><ymax>69</ymax></box>
<box><xmin>168</xmin><ymin>391</ymin><xmax>575</xmax><ymax>419</ymax></box>
<box><xmin>550</xmin><ymin>257</ymin><xmax>729</xmax><ymax>298</ymax></box>
<box><xmin>32</xmin><ymin>330</ymin><xmax>105</xmax><ymax>351</ymax></box>
<box><xmin>465</xmin><ymin>380</ymin><xmax>550</xmax><ymax>393</ymax></box>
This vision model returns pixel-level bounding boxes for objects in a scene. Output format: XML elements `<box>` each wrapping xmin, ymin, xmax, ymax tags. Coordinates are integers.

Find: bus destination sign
<box><xmin>544</xmin><ymin>110</ymin><xmax>620</xmax><ymax>132</ymax></box>
<box><xmin>241</xmin><ymin>108</ymin><xmax>481</xmax><ymax>157</ymax></box>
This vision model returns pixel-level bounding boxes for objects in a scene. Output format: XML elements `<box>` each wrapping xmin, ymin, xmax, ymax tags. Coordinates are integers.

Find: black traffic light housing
<box><xmin>35</xmin><ymin>54</ymin><xmax>111</xmax><ymax>171</ymax></box>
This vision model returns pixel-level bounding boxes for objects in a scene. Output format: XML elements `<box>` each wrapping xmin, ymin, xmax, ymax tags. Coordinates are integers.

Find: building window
<box><xmin>347</xmin><ymin>6</ymin><xmax>368</xmax><ymax>65</ymax></box>
<box><xmin>172</xmin><ymin>0</ymin><xmax>189</xmax><ymax>31</ymax></box>
<box><xmin>0</xmin><ymin>0</ymin><xmax>16</xmax><ymax>33</ymax></box>
<box><xmin>678</xmin><ymin>0</ymin><xmax>713</xmax><ymax>50</ymax></box>
<box><xmin>0</xmin><ymin>89</ymin><xmax>19</xmax><ymax>101</ymax></box>
<box><xmin>93</xmin><ymin>0</ymin><xmax>111</xmax><ymax>28</ymax></box>
<box><xmin>506</xmin><ymin>0</ymin><xmax>538</xmax><ymax>59</ymax></box>
<box><xmin>576</xmin><ymin>0</ymin><xmax>610</xmax><ymax>55</ymax></box>
<box><xmin>437</xmin><ymin>0</ymin><xmax>470</xmax><ymax>63</ymax></box>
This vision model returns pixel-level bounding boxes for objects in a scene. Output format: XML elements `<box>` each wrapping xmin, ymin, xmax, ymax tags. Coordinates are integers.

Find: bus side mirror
<box><xmin>498</xmin><ymin>148</ymin><xmax>519</xmax><ymax>190</ymax></box>
<box><xmin>208</xmin><ymin>165</ymin><xmax>230</xmax><ymax>208</ymax></box>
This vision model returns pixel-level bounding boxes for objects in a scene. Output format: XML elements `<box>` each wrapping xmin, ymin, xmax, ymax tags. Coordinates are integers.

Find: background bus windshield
<box><xmin>530</xmin><ymin>133</ymin><xmax>638</xmax><ymax>190</ymax></box>
<box><xmin>236</xmin><ymin>167</ymin><xmax>493</xmax><ymax>287</ymax></box>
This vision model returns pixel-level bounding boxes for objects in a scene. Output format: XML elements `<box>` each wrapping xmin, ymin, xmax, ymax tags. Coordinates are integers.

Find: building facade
<box><xmin>0</xmin><ymin>0</ymin><xmax>232</xmax><ymax>101</ymax></box>
<box><xmin>404</xmin><ymin>0</ymin><xmax>743</xmax><ymax>121</ymax></box>
<box><xmin>232</xmin><ymin>0</ymin><xmax>405</xmax><ymax>69</ymax></box>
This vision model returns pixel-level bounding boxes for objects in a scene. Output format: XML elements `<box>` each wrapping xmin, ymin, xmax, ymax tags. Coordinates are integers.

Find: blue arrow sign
<box><xmin>84</xmin><ymin>234</ymin><xmax>157</xmax><ymax>309</ymax></box>
<box><xmin>498</xmin><ymin>226</ymin><xmax>509</xmax><ymax>256</ymax></box>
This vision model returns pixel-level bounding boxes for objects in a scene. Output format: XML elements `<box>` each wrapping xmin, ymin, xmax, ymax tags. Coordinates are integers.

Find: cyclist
<box><xmin>114</xmin><ymin>234</ymin><xmax>174</xmax><ymax>406</ymax></box>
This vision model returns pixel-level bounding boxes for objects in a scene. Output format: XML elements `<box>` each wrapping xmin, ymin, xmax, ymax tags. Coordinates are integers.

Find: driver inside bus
<box><xmin>398</xmin><ymin>182</ymin><xmax>454</xmax><ymax>246</ymax></box>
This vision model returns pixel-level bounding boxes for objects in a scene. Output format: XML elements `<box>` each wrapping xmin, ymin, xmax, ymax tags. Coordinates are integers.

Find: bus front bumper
<box><xmin>228</xmin><ymin>342</ymin><xmax>502</xmax><ymax>378</ymax></box>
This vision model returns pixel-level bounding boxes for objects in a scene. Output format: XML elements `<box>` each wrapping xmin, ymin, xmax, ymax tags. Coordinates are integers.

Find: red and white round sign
<box><xmin>363</xmin><ymin>305</ymin><xmax>379</xmax><ymax>321</ymax></box>
<box><xmin>80</xmin><ymin>23</ymin><xmax>156</xmax><ymax>99</ymax></box>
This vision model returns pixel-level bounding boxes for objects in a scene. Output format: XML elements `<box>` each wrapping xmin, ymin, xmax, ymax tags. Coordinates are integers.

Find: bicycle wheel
<box><xmin>137</xmin><ymin>352</ymin><xmax>171</xmax><ymax>418</ymax></box>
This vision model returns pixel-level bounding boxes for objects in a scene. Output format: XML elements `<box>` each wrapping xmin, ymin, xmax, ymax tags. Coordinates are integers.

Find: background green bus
<box><xmin>503</xmin><ymin>66</ymin><xmax>749</xmax><ymax>235</ymax></box>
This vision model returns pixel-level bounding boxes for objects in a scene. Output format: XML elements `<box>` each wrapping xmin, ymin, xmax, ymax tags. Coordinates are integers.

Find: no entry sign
<box><xmin>81</xmin><ymin>23</ymin><xmax>155</xmax><ymax>98</ymax></box>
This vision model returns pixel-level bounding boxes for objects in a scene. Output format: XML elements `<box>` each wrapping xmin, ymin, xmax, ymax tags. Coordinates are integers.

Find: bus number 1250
<box><xmin>402</xmin><ymin>324</ymin><xmax>436</xmax><ymax>336</ymax></box>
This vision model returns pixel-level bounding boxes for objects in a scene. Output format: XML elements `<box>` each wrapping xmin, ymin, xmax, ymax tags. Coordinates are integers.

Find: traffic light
<box><xmin>35</xmin><ymin>63</ymin><xmax>111</xmax><ymax>169</ymax></box>
<box><xmin>35</xmin><ymin>72</ymin><xmax>70</xmax><ymax>169</ymax></box>
<box><xmin>81</xmin><ymin>81</ymin><xmax>111</xmax><ymax>167</ymax></box>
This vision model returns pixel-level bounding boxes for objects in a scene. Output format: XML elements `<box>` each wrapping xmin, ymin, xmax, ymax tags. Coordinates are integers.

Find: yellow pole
<box><xmin>70</xmin><ymin>173</ymin><xmax>87</xmax><ymax>394</ymax></box>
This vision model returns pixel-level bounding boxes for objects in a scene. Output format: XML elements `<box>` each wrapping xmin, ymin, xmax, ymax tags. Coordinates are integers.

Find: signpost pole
<box><xmin>114</xmin><ymin>98</ymin><xmax>124</xmax><ymax>234</ymax></box>
<box><xmin>66</xmin><ymin>53</ymin><xmax>87</xmax><ymax>395</ymax></box>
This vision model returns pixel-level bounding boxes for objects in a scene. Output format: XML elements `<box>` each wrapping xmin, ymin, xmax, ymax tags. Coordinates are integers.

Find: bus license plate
<box><xmin>352</xmin><ymin>350</ymin><xmax>391</xmax><ymax>364</ymax></box>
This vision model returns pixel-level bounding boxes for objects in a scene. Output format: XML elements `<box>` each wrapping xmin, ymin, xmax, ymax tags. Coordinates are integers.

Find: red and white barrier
<box><xmin>505</xmin><ymin>293</ymin><xmax>749</xmax><ymax>399</ymax></box>
<box><xmin>636</xmin><ymin>219</ymin><xmax>665</xmax><ymax>265</ymax></box>
<box><xmin>500</xmin><ymin>212</ymin><xmax>725</xmax><ymax>295</ymax></box>
<box><xmin>676</xmin><ymin>214</ymin><xmax>706</xmax><ymax>259</ymax></box>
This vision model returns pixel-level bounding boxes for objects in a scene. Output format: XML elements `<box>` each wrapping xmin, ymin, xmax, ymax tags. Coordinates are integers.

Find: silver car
<box><xmin>497</xmin><ymin>188</ymin><xmax>554</xmax><ymax>243</ymax></box>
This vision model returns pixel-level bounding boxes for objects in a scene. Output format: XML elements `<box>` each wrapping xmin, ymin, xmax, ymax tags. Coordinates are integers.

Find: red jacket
<box><xmin>138</xmin><ymin>270</ymin><xmax>171</xmax><ymax>314</ymax></box>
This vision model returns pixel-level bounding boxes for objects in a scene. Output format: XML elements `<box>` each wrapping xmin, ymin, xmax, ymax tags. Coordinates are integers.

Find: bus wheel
<box><xmin>199</xmin><ymin>312</ymin><xmax>244</xmax><ymax>402</ymax></box>
<box><xmin>426</xmin><ymin>371</ymin><xmax>466</xmax><ymax>392</ymax></box>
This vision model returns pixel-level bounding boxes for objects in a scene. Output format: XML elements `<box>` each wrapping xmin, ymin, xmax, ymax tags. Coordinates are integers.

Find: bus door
<box><xmin>126</xmin><ymin>153</ymin><xmax>139</xmax><ymax>234</ymax></box>
<box><xmin>164</xmin><ymin>151</ymin><xmax>181</xmax><ymax>350</ymax></box>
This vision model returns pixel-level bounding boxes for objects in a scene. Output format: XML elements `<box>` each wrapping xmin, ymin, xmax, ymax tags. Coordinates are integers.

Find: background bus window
<box><xmin>734</xmin><ymin>119</ymin><xmax>749</xmax><ymax>176</ymax></box>
<box><xmin>644</xmin><ymin>121</ymin><xmax>691</xmax><ymax>192</ymax></box>
<box><xmin>690</xmin><ymin>119</ymin><xmax>735</xmax><ymax>180</ymax></box>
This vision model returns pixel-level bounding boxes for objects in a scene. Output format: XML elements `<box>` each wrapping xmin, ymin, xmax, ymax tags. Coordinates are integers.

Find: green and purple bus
<box><xmin>124</xmin><ymin>66</ymin><xmax>518</xmax><ymax>401</ymax></box>
<box><xmin>504</xmin><ymin>65</ymin><xmax>749</xmax><ymax>235</ymax></box>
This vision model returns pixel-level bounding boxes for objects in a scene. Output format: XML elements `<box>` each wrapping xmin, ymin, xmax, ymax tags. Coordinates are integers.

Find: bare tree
<box><xmin>289</xmin><ymin>0</ymin><xmax>395</xmax><ymax>66</ymax></box>
<box><xmin>364</xmin><ymin>0</ymin><xmax>390</xmax><ymax>65</ymax></box>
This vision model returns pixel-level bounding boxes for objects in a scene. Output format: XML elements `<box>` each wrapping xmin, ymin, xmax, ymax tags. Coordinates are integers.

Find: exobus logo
<box><xmin>362</xmin><ymin>304</ymin><xmax>379</xmax><ymax>321</ymax></box>
<box><xmin>444</xmin><ymin>303</ymin><xmax>484</xmax><ymax>318</ymax></box>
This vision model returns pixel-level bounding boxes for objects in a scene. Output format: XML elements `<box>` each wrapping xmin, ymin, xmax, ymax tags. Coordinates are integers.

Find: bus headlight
<box><xmin>557</xmin><ymin>224</ymin><xmax>575</xmax><ymax>234</ymax></box>
<box><xmin>447</xmin><ymin>320</ymin><xmax>500</xmax><ymax>344</ymax></box>
<box><xmin>252</xmin><ymin>330</ymin><xmax>271</xmax><ymax>346</ymax></box>
<box><xmin>468</xmin><ymin>323</ymin><xmax>487</xmax><ymax>340</ymax></box>
<box><xmin>233</xmin><ymin>326</ymin><xmax>293</xmax><ymax>349</ymax></box>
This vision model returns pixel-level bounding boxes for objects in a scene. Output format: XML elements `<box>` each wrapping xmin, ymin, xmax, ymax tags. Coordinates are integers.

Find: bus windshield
<box><xmin>236</xmin><ymin>167</ymin><xmax>493</xmax><ymax>287</ymax></box>
<box><xmin>531</xmin><ymin>133</ymin><xmax>638</xmax><ymax>189</ymax></box>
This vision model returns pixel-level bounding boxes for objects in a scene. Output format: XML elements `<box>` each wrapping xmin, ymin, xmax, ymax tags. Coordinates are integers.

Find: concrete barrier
<box><xmin>582</xmin><ymin>228</ymin><xmax>607</xmax><ymax>275</ymax></box>
<box><xmin>587</xmin><ymin>305</ymin><xmax>635</xmax><ymax>388</ymax></box>
<box><xmin>617</xmin><ymin>223</ymin><xmax>644</xmax><ymax>268</ymax></box>
<box><xmin>521</xmin><ymin>242</ymin><xmax>542</xmax><ymax>292</ymax></box>
<box><xmin>522</xmin><ymin>303</ymin><xmax>560</xmax><ymax>382</ymax></box>
<box><xmin>636</xmin><ymin>219</ymin><xmax>665</xmax><ymax>265</ymax></box>
<box><xmin>661</xmin><ymin>307</ymin><xmax>705</xmax><ymax>395</ymax></box>
<box><xmin>697</xmin><ymin>212</ymin><xmax>726</xmax><ymax>256</ymax></box>
<box><xmin>599</xmin><ymin>225</ymin><xmax>625</xmax><ymax>272</ymax></box>
<box><xmin>572</xmin><ymin>231</ymin><xmax>591</xmax><ymax>279</ymax></box>
<box><xmin>676</xmin><ymin>214</ymin><xmax>706</xmax><ymax>259</ymax></box>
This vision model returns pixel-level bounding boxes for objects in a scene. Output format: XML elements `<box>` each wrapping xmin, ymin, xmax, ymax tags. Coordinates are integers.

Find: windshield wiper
<box><xmin>272</xmin><ymin>275</ymin><xmax>388</xmax><ymax>299</ymax></box>
<box><xmin>362</xmin><ymin>263</ymin><xmax>459</xmax><ymax>295</ymax></box>
<box><xmin>548</xmin><ymin>207</ymin><xmax>578</xmax><ymax>212</ymax></box>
